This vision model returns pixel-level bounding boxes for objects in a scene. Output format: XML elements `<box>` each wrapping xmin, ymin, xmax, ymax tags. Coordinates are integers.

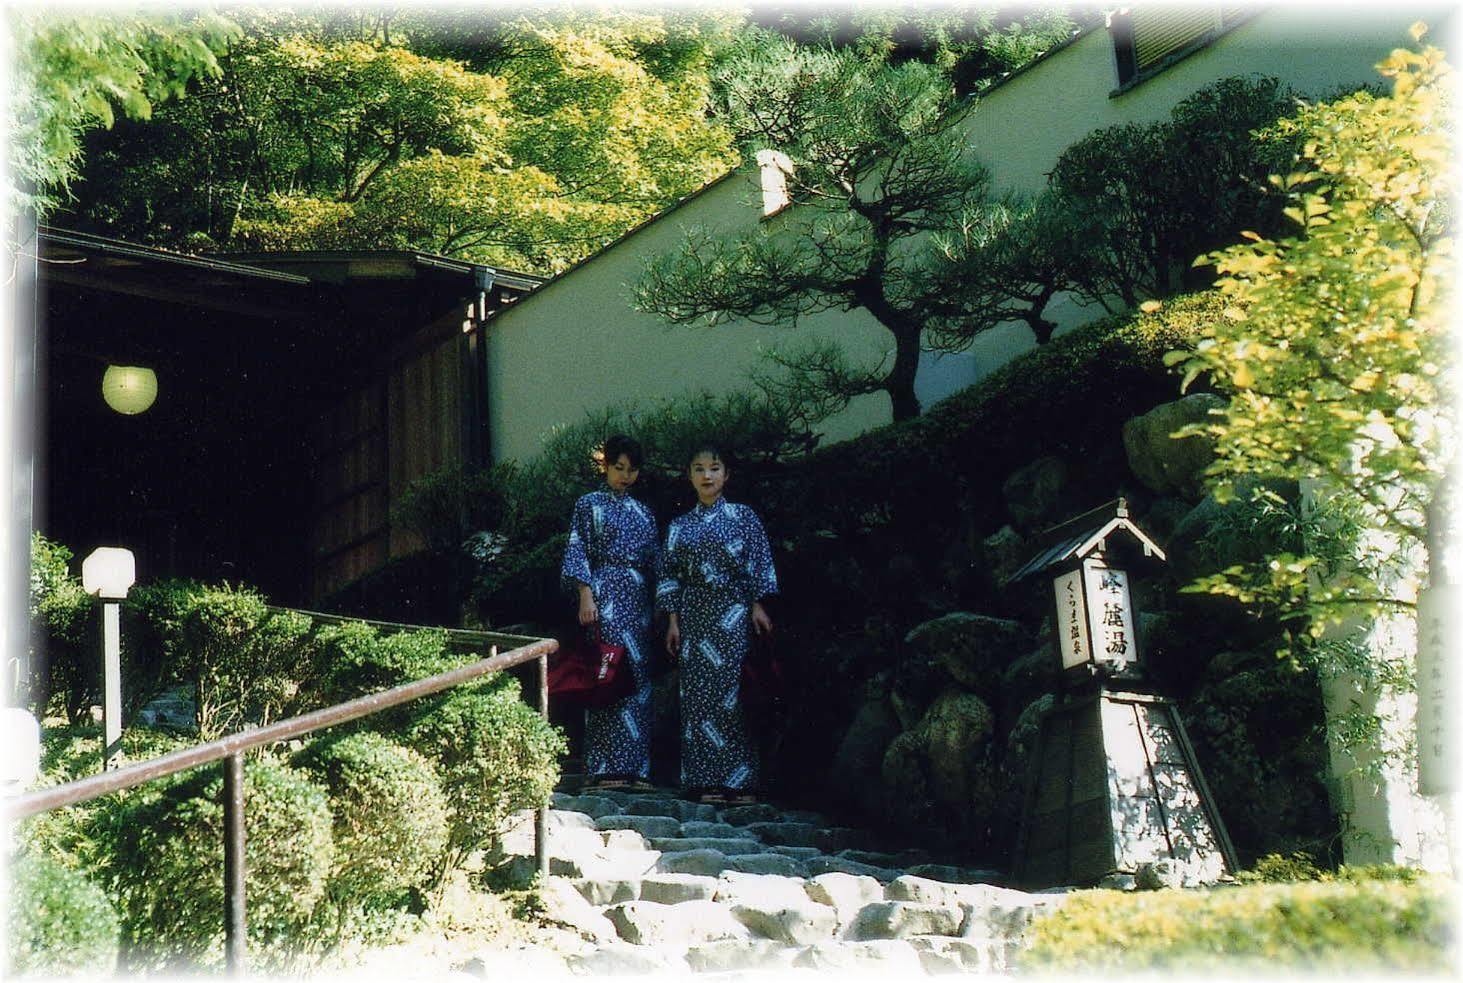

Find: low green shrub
<box><xmin>1237</xmin><ymin>851</ymin><xmax>1327</xmax><ymax>883</ymax></box>
<box><xmin>311</xmin><ymin>623</ymin><xmax>457</xmax><ymax>709</ymax></box>
<box><xmin>404</xmin><ymin>674</ymin><xmax>566</xmax><ymax>864</ymax></box>
<box><xmin>107</xmin><ymin>757</ymin><xmax>335</xmax><ymax>971</ymax></box>
<box><xmin>179</xmin><ymin>585</ymin><xmax>316</xmax><ymax>738</ymax></box>
<box><xmin>1020</xmin><ymin>879</ymin><xmax>1452</xmax><ymax>973</ymax></box>
<box><xmin>292</xmin><ymin>731</ymin><xmax>450</xmax><ymax>902</ymax></box>
<box><xmin>6</xmin><ymin>852</ymin><xmax>121</xmax><ymax>976</ymax></box>
<box><xmin>26</xmin><ymin>533</ymin><xmax>93</xmax><ymax>720</ymax></box>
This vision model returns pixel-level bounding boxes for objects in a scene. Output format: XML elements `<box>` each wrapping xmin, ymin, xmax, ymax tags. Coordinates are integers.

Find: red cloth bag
<box><xmin>547</xmin><ymin>625</ymin><xmax>633</xmax><ymax>709</ymax></box>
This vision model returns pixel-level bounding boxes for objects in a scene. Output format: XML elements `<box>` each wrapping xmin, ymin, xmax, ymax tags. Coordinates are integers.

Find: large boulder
<box><xmin>1002</xmin><ymin>456</ymin><xmax>1069</xmax><ymax>530</ymax></box>
<box><xmin>904</xmin><ymin>613</ymin><xmax>1030</xmax><ymax>702</ymax></box>
<box><xmin>918</xmin><ymin>689</ymin><xmax>997</xmax><ymax>811</ymax></box>
<box><xmin>825</xmin><ymin>696</ymin><xmax>902</xmax><ymax>816</ymax></box>
<box><xmin>1122</xmin><ymin>393</ymin><xmax>1226</xmax><ymax>497</ymax></box>
<box><xmin>998</xmin><ymin>643</ymin><xmax>1058</xmax><ymax>734</ymax></box>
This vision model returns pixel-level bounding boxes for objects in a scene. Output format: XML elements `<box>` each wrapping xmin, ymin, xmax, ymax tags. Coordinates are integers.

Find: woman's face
<box><xmin>689</xmin><ymin>452</ymin><xmax>726</xmax><ymax>504</ymax></box>
<box><xmin>605</xmin><ymin>453</ymin><xmax>640</xmax><ymax>493</ymax></box>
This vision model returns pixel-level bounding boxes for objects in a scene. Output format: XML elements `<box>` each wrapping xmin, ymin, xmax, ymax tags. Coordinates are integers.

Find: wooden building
<box><xmin>36</xmin><ymin>227</ymin><xmax>541</xmax><ymax>603</ymax></box>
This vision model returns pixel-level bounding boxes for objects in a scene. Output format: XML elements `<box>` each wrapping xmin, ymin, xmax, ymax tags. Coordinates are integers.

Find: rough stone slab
<box><xmin>565</xmin><ymin>942</ymin><xmax>687</xmax><ymax>975</ymax></box>
<box><xmin>888</xmin><ymin>875</ymin><xmax>1051</xmax><ymax>940</ymax></box>
<box><xmin>804</xmin><ymin>872</ymin><xmax>884</xmax><ymax>938</ymax></box>
<box><xmin>596</xmin><ymin>814</ymin><xmax>682</xmax><ymax>838</ymax></box>
<box><xmin>850</xmin><ymin>901</ymin><xmax>963</xmax><ymax>940</ymax></box>
<box><xmin>905</xmin><ymin>863</ymin><xmax>1003</xmax><ymax>885</ymax></box>
<box><xmin>780</xmin><ymin>808</ymin><xmax>828</xmax><ymax>825</ymax></box>
<box><xmin>717</xmin><ymin>803</ymin><xmax>782</xmax><ymax>826</ymax></box>
<box><xmin>836</xmin><ymin>842</ymin><xmax>924</xmax><ymax>865</ymax></box>
<box><xmin>713</xmin><ymin>872</ymin><xmax>811</xmax><ymax>908</ymax></box>
<box><xmin>815</xmin><ymin>827</ymin><xmax>875</xmax><ymax>852</ymax></box>
<box><xmin>538</xmin><ymin>877</ymin><xmax>618</xmax><ymax>942</ymax></box>
<box><xmin>725</xmin><ymin>854</ymin><xmax>809</xmax><ymax>878</ymax></box>
<box><xmin>602</xmin><ymin>900</ymin><xmax>750</xmax><ymax>946</ymax></box>
<box><xmin>684</xmin><ymin>939</ymin><xmax>800</xmax><ymax>973</ymax></box>
<box><xmin>638</xmin><ymin>873</ymin><xmax>719</xmax><ymax>904</ymax></box>
<box><xmin>768</xmin><ymin>846</ymin><xmax>822</xmax><ymax>860</ymax></box>
<box><xmin>654</xmin><ymin>848</ymin><xmax>730</xmax><ymax>876</ymax></box>
<box><xmin>741</xmin><ymin>821</ymin><xmax>821</xmax><ymax>847</ymax></box>
<box><xmin>571</xmin><ymin>877</ymin><xmax>639</xmax><ymax>906</ymax></box>
<box><xmin>625</xmin><ymin>797</ymin><xmax>716</xmax><ymax>821</ymax></box>
<box><xmin>731</xmin><ymin>897</ymin><xmax>838</xmax><ymax>944</ymax></box>
<box><xmin>909</xmin><ymin>935</ymin><xmax>1001</xmax><ymax>974</ymax></box>
<box><xmin>553</xmin><ymin>794</ymin><xmax>624</xmax><ymax>819</ymax></box>
<box><xmin>601</xmin><ymin>828</ymin><xmax>648</xmax><ymax>851</ymax></box>
<box><xmin>497</xmin><ymin>813</ymin><xmax>602</xmax><ymax>857</ymax></box>
<box><xmin>648</xmin><ymin>836</ymin><xmax>767</xmax><ymax>855</ymax></box>
<box><xmin>494</xmin><ymin>855</ymin><xmax>582</xmax><ymax>882</ymax></box>
<box><xmin>578</xmin><ymin>849</ymin><xmax>662</xmax><ymax>880</ymax></box>
<box><xmin>791</xmin><ymin>940</ymin><xmax>924</xmax><ymax>973</ymax></box>
<box><xmin>679</xmin><ymin>820</ymin><xmax>743</xmax><ymax>839</ymax></box>
<box><xmin>806</xmin><ymin>855</ymin><xmax>899</xmax><ymax>882</ymax></box>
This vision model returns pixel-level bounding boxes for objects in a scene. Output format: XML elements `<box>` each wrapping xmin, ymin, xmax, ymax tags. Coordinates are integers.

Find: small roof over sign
<box><xmin>1006</xmin><ymin>498</ymin><xmax>1166</xmax><ymax>584</ymax></box>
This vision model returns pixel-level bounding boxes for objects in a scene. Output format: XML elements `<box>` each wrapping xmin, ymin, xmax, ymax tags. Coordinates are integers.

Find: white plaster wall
<box><xmin>485</xmin><ymin>5</ymin><xmax>1451</xmax><ymax>462</ymax></box>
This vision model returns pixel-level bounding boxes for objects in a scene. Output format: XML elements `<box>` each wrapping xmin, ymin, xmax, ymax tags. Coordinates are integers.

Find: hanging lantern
<box><xmin>101</xmin><ymin>365</ymin><xmax>157</xmax><ymax>415</ymax></box>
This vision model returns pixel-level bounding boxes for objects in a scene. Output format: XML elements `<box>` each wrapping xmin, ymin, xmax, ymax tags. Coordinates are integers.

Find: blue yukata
<box><xmin>657</xmin><ymin>498</ymin><xmax>778</xmax><ymax>791</ymax></box>
<box><xmin>561</xmin><ymin>489</ymin><xmax>658</xmax><ymax>780</ymax></box>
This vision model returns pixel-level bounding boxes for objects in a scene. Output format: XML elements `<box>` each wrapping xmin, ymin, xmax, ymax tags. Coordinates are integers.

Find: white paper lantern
<box><xmin>102</xmin><ymin>364</ymin><xmax>157</xmax><ymax>415</ymax></box>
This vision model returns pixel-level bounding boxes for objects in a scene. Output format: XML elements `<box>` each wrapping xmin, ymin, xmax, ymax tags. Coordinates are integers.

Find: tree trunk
<box><xmin>886</xmin><ymin>327</ymin><xmax>923</xmax><ymax>422</ymax></box>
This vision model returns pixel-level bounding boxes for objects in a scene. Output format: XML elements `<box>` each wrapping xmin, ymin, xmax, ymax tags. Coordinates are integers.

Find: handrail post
<box><xmin>535</xmin><ymin>651</ymin><xmax>549</xmax><ymax>881</ymax></box>
<box><xmin>223</xmin><ymin>752</ymin><xmax>247</xmax><ymax>974</ymax></box>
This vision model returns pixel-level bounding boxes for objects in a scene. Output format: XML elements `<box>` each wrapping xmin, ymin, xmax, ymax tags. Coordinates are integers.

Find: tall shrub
<box><xmin>6</xmin><ymin>853</ymin><xmax>121</xmax><ymax>976</ymax></box>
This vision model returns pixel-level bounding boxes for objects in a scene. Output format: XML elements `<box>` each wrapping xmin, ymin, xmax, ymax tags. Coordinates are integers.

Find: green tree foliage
<box><xmin>65</xmin><ymin>10</ymin><xmax>736</xmax><ymax>274</ymax></box>
<box><xmin>1046</xmin><ymin>74</ymin><xmax>1302</xmax><ymax>310</ymax></box>
<box><xmin>748</xmin><ymin>2</ymin><xmax>1086</xmax><ymax>92</ymax></box>
<box><xmin>1166</xmin><ymin>32</ymin><xmax>1452</xmax><ymax>637</ymax></box>
<box><xmin>5</xmin><ymin>10</ymin><xmax>234</xmax><ymax>221</ymax></box>
<box><xmin>635</xmin><ymin>34</ymin><xmax>994</xmax><ymax>421</ymax></box>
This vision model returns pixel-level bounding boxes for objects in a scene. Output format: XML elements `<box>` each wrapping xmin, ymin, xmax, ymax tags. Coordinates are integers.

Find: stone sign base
<box><xmin>1014</xmin><ymin>689</ymin><xmax>1237</xmax><ymax>888</ymax></box>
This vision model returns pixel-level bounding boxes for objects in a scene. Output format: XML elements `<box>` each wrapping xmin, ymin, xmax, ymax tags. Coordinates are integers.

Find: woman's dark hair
<box><xmin>603</xmin><ymin>434</ymin><xmax>643</xmax><ymax>469</ymax></box>
<box><xmin>686</xmin><ymin>442</ymin><xmax>732</xmax><ymax>469</ymax></box>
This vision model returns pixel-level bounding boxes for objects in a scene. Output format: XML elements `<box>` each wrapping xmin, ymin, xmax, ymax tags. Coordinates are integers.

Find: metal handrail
<box><xmin>6</xmin><ymin>636</ymin><xmax>559</xmax><ymax>973</ymax></box>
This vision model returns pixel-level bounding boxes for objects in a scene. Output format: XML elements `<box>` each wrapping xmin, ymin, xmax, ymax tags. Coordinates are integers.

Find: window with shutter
<box><xmin>1110</xmin><ymin>3</ymin><xmax>1260</xmax><ymax>92</ymax></box>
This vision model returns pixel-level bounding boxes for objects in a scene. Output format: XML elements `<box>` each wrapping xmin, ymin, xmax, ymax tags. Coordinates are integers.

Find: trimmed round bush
<box><xmin>292</xmin><ymin>731</ymin><xmax>450</xmax><ymax>900</ymax></box>
<box><xmin>1020</xmin><ymin>878</ymin><xmax>1452</xmax><ymax>973</ymax></box>
<box><xmin>6</xmin><ymin>853</ymin><xmax>120</xmax><ymax>976</ymax></box>
<box><xmin>108</xmin><ymin>757</ymin><xmax>334</xmax><ymax>970</ymax></box>
<box><xmin>405</xmin><ymin>673</ymin><xmax>565</xmax><ymax>859</ymax></box>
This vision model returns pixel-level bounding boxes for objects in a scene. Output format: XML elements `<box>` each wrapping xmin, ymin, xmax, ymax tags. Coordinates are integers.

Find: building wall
<box><xmin>484</xmin><ymin>6</ymin><xmax>1448</xmax><ymax>466</ymax></box>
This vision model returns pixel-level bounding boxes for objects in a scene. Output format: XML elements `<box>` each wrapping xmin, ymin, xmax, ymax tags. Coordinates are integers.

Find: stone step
<box><xmin>849</xmin><ymin>900</ymin><xmax>964</xmax><ymax>941</ymax></box>
<box><xmin>602</xmin><ymin>899</ymin><xmax>751</xmax><ymax>947</ymax></box>
<box><xmin>741</xmin><ymin>821</ymin><xmax>821</xmax><ymax>847</ymax></box>
<box><xmin>716</xmin><ymin>803</ymin><xmax>783</xmax><ymax>826</ymax></box>
<box><xmin>724</xmin><ymin>854</ymin><xmax>810</xmax><ymax>878</ymax></box>
<box><xmin>654</xmin><ymin>848</ymin><xmax>730</xmax><ymax>876</ymax></box>
<box><xmin>767</xmin><ymin>845</ymin><xmax>822</xmax><ymax>861</ymax></box>
<box><xmin>550</xmin><ymin>793</ymin><xmax>623</xmax><ymax>819</ymax></box>
<box><xmin>648</xmin><ymin>836</ymin><xmax>768</xmax><ymax>855</ymax></box>
<box><xmin>624</xmin><ymin>797</ymin><xmax>718</xmax><ymax>821</ymax></box>
<box><xmin>806</xmin><ymin>855</ymin><xmax>901</xmax><ymax>882</ymax></box>
<box><xmin>683</xmin><ymin>939</ymin><xmax>800</xmax><ymax>974</ymax></box>
<box><xmin>791</xmin><ymin>939</ymin><xmax>925</xmax><ymax>973</ymax></box>
<box><xmin>838</xmin><ymin>847</ymin><xmax>933</xmax><ymax>868</ymax></box>
<box><xmin>571</xmin><ymin>876</ymin><xmax>640</xmax><ymax>906</ymax></box>
<box><xmin>909</xmin><ymin>935</ymin><xmax>1005</xmax><ymax>974</ymax></box>
<box><xmin>595</xmin><ymin>814</ymin><xmax>682</xmax><ymax>838</ymax></box>
<box><xmin>638</xmin><ymin>873</ymin><xmax>720</xmax><ymax>904</ymax></box>
<box><xmin>679</xmin><ymin>820</ymin><xmax>745</xmax><ymax>839</ymax></box>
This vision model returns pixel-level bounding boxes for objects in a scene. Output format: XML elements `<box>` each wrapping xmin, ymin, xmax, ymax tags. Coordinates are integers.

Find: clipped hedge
<box><xmin>405</xmin><ymin>674</ymin><xmax>566</xmax><ymax>862</ymax></box>
<box><xmin>6</xmin><ymin>852</ymin><xmax>121</xmax><ymax>977</ymax></box>
<box><xmin>107</xmin><ymin>757</ymin><xmax>335</xmax><ymax>971</ymax></box>
<box><xmin>292</xmin><ymin>731</ymin><xmax>450</xmax><ymax>901</ymax></box>
<box><xmin>1020</xmin><ymin>879</ymin><xmax>1452</xmax><ymax>973</ymax></box>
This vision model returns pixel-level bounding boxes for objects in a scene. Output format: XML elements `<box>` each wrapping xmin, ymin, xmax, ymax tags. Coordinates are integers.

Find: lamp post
<box><xmin>1010</xmin><ymin>499</ymin><xmax>1237</xmax><ymax>888</ymax></box>
<box><xmin>82</xmin><ymin>547</ymin><xmax>135</xmax><ymax>771</ymax></box>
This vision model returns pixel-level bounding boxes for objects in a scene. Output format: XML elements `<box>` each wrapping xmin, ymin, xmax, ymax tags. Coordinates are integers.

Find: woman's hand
<box><xmin>577</xmin><ymin>584</ymin><xmax>598</xmax><ymax>626</ymax></box>
<box><xmin>751</xmin><ymin>601</ymin><xmax>773</xmax><ymax>637</ymax></box>
<box><xmin>665</xmin><ymin>613</ymin><xmax>681</xmax><ymax>658</ymax></box>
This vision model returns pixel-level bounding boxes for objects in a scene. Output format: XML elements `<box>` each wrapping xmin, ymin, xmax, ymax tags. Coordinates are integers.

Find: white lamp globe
<box><xmin>102</xmin><ymin>365</ymin><xmax>157</xmax><ymax>415</ymax></box>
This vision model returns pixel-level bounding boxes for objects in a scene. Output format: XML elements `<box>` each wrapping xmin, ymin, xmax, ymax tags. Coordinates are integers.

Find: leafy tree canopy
<box><xmin>1166</xmin><ymin>29</ymin><xmax>1453</xmax><ymax>644</ymax></box>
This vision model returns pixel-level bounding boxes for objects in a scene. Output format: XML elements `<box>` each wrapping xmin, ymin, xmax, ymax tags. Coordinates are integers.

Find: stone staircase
<box><xmin>495</xmin><ymin>780</ymin><xmax>1069</xmax><ymax>975</ymax></box>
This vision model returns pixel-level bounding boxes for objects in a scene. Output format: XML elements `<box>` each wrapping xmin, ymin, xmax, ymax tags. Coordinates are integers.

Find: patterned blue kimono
<box><xmin>561</xmin><ymin>489</ymin><xmax>658</xmax><ymax>779</ymax></box>
<box><xmin>657</xmin><ymin>498</ymin><xmax>778</xmax><ymax>791</ymax></box>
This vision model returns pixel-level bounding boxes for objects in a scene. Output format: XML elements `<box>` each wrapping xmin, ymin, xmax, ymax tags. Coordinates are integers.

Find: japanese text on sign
<box><xmin>1083</xmin><ymin>564</ymin><xmax>1136</xmax><ymax>667</ymax></box>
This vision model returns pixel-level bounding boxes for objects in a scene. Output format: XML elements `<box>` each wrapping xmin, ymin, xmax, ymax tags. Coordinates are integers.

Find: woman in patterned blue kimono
<box><xmin>561</xmin><ymin>435</ymin><xmax>659</xmax><ymax>791</ymax></box>
<box><xmin>658</xmin><ymin>445</ymin><xmax>777</xmax><ymax>805</ymax></box>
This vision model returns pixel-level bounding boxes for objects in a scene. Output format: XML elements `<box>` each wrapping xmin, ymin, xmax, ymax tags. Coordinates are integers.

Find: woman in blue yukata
<box><xmin>560</xmin><ymin>434</ymin><xmax>659</xmax><ymax>792</ymax></box>
<box><xmin>658</xmin><ymin>444</ymin><xmax>778</xmax><ymax>805</ymax></box>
